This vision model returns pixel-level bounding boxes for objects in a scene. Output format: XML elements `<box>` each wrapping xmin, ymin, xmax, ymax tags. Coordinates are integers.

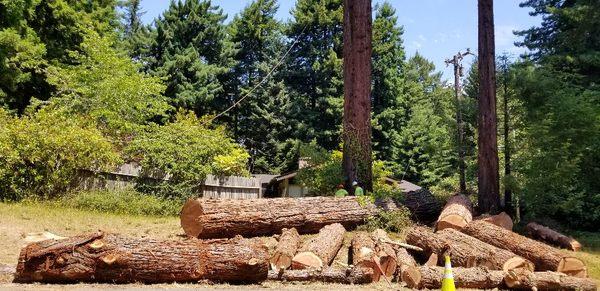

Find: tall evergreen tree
<box><xmin>227</xmin><ymin>0</ymin><xmax>290</xmax><ymax>173</ymax></box>
<box><xmin>285</xmin><ymin>0</ymin><xmax>344</xmax><ymax>151</ymax></box>
<box><xmin>121</xmin><ymin>0</ymin><xmax>153</xmax><ymax>62</ymax></box>
<box><xmin>148</xmin><ymin>0</ymin><xmax>234</xmax><ymax>116</ymax></box>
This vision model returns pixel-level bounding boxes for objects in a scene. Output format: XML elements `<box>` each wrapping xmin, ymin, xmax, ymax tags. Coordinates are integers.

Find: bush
<box><xmin>358</xmin><ymin>206</ymin><xmax>413</xmax><ymax>233</ymax></box>
<box><xmin>0</xmin><ymin>108</ymin><xmax>121</xmax><ymax>200</ymax></box>
<box><xmin>59</xmin><ymin>189</ymin><xmax>181</xmax><ymax>216</ymax></box>
<box><xmin>126</xmin><ymin>110</ymin><xmax>250</xmax><ymax>199</ymax></box>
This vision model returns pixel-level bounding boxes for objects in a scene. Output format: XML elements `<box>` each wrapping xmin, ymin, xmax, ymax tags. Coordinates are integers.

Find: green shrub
<box><xmin>358</xmin><ymin>206</ymin><xmax>413</xmax><ymax>233</ymax></box>
<box><xmin>0</xmin><ymin>108</ymin><xmax>121</xmax><ymax>200</ymax></box>
<box><xmin>59</xmin><ymin>189</ymin><xmax>181</xmax><ymax>216</ymax></box>
<box><xmin>126</xmin><ymin>110</ymin><xmax>250</xmax><ymax>199</ymax></box>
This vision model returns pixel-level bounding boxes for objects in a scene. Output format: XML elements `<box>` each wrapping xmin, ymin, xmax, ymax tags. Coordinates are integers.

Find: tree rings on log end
<box><xmin>558</xmin><ymin>257</ymin><xmax>587</xmax><ymax>278</ymax></box>
<box><xmin>291</xmin><ymin>252</ymin><xmax>323</xmax><ymax>270</ymax></box>
<box><xmin>437</xmin><ymin>214</ymin><xmax>469</xmax><ymax>231</ymax></box>
<box><xmin>503</xmin><ymin>257</ymin><xmax>535</xmax><ymax>272</ymax></box>
<box><xmin>180</xmin><ymin>199</ymin><xmax>203</xmax><ymax>238</ymax></box>
<box><xmin>400</xmin><ymin>265</ymin><xmax>421</xmax><ymax>287</ymax></box>
<box><xmin>270</xmin><ymin>253</ymin><xmax>292</xmax><ymax>271</ymax></box>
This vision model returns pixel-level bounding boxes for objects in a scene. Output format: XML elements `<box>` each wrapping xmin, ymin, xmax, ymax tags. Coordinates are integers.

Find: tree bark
<box><xmin>375</xmin><ymin>189</ymin><xmax>442</xmax><ymax>224</ymax></box>
<box><xmin>370</xmin><ymin>229</ymin><xmax>397</xmax><ymax>278</ymax></box>
<box><xmin>407</xmin><ymin>266</ymin><xmax>505</xmax><ymax>290</ymax></box>
<box><xmin>477</xmin><ymin>0</ymin><xmax>501</xmax><ymax>214</ymax></box>
<box><xmin>436</xmin><ymin>194</ymin><xmax>473</xmax><ymax>231</ymax></box>
<box><xmin>343</xmin><ymin>0</ymin><xmax>373</xmax><ymax>191</ymax></box>
<box><xmin>395</xmin><ymin>248</ymin><xmax>420</xmax><ymax>287</ymax></box>
<box><xmin>181</xmin><ymin>197</ymin><xmax>375</xmax><ymax>239</ymax></box>
<box><xmin>406</xmin><ymin>226</ymin><xmax>533</xmax><ymax>272</ymax></box>
<box><xmin>270</xmin><ymin>228</ymin><xmax>301</xmax><ymax>271</ymax></box>
<box><xmin>291</xmin><ymin>223</ymin><xmax>346</xmax><ymax>270</ymax></box>
<box><xmin>14</xmin><ymin>232</ymin><xmax>269</xmax><ymax>284</ymax></box>
<box><xmin>526</xmin><ymin>222</ymin><xmax>582</xmax><ymax>252</ymax></box>
<box><xmin>268</xmin><ymin>266</ymin><xmax>374</xmax><ymax>284</ymax></box>
<box><xmin>476</xmin><ymin>211</ymin><xmax>513</xmax><ymax>230</ymax></box>
<box><xmin>462</xmin><ymin>220</ymin><xmax>587</xmax><ymax>277</ymax></box>
<box><xmin>505</xmin><ymin>269</ymin><xmax>597</xmax><ymax>291</ymax></box>
<box><xmin>350</xmin><ymin>231</ymin><xmax>380</xmax><ymax>282</ymax></box>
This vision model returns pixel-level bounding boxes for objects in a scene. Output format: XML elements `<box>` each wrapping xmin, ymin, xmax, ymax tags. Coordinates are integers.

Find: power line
<box><xmin>201</xmin><ymin>25</ymin><xmax>307</xmax><ymax>126</ymax></box>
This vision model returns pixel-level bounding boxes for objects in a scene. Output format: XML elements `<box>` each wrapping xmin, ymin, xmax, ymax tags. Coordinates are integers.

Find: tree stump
<box><xmin>526</xmin><ymin>222</ymin><xmax>582</xmax><ymax>252</ymax></box>
<box><xmin>291</xmin><ymin>223</ymin><xmax>345</xmax><ymax>270</ymax></box>
<box><xmin>463</xmin><ymin>220</ymin><xmax>587</xmax><ymax>277</ymax></box>
<box><xmin>436</xmin><ymin>194</ymin><xmax>473</xmax><ymax>231</ymax></box>
<box><xmin>181</xmin><ymin>197</ymin><xmax>375</xmax><ymax>239</ymax></box>
<box><xmin>14</xmin><ymin>232</ymin><xmax>269</xmax><ymax>284</ymax></box>
<box><xmin>406</xmin><ymin>226</ymin><xmax>533</xmax><ymax>272</ymax></box>
<box><xmin>270</xmin><ymin>228</ymin><xmax>301</xmax><ymax>271</ymax></box>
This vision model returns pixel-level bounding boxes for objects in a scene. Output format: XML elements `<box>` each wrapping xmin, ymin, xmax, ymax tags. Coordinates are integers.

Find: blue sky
<box><xmin>140</xmin><ymin>0</ymin><xmax>541</xmax><ymax>80</ymax></box>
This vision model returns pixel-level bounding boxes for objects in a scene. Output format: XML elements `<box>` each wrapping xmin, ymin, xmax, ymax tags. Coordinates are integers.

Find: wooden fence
<box><xmin>78</xmin><ymin>163</ymin><xmax>262</xmax><ymax>199</ymax></box>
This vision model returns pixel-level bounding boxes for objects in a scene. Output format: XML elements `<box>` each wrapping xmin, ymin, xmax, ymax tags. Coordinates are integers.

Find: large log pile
<box><xmin>180</xmin><ymin>197</ymin><xmax>375</xmax><ymax>238</ymax></box>
<box><xmin>14</xmin><ymin>232</ymin><xmax>269</xmax><ymax>283</ymax></box>
<box><xmin>462</xmin><ymin>220</ymin><xmax>587</xmax><ymax>277</ymax></box>
<box><xmin>436</xmin><ymin>194</ymin><xmax>473</xmax><ymax>231</ymax></box>
<box><xmin>406</xmin><ymin>226</ymin><xmax>533</xmax><ymax>272</ymax></box>
<box><xmin>526</xmin><ymin>222</ymin><xmax>582</xmax><ymax>252</ymax></box>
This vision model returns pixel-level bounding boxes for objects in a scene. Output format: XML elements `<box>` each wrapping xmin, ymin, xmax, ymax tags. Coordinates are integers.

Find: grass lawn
<box><xmin>0</xmin><ymin>201</ymin><xmax>598</xmax><ymax>289</ymax></box>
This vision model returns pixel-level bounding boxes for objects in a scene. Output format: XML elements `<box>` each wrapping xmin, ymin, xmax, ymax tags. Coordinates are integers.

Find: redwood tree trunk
<box><xmin>343</xmin><ymin>0</ymin><xmax>373</xmax><ymax>191</ymax></box>
<box><xmin>477</xmin><ymin>0</ymin><xmax>500</xmax><ymax>214</ymax></box>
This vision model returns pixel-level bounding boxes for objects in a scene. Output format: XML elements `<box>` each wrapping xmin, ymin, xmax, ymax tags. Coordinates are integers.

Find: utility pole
<box><xmin>445</xmin><ymin>49</ymin><xmax>474</xmax><ymax>194</ymax></box>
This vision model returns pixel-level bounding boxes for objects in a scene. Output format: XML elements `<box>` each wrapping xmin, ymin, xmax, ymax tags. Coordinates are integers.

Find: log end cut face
<box><xmin>180</xmin><ymin>199</ymin><xmax>204</xmax><ymax>238</ymax></box>
<box><xmin>436</xmin><ymin>214</ymin><xmax>469</xmax><ymax>231</ymax></box>
<box><xmin>270</xmin><ymin>253</ymin><xmax>293</xmax><ymax>272</ymax></box>
<box><xmin>558</xmin><ymin>257</ymin><xmax>587</xmax><ymax>278</ymax></box>
<box><xmin>291</xmin><ymin>252</ymin><xmax>323</xmax><ymax>270</ymax></box>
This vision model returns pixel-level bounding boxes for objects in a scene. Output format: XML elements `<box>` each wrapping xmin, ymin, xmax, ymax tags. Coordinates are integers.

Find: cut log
<box><xmin>370</xmin><ymin>229</ymin><xmax>397</xmax><ymax>278</ymax></box>
<box><xmin>376</xmin><ymin>189</ymin><xmax>442</xmax><ymax>224</ymax></box>
<box><xmin>270</xmin><ymin>228</ymin><xmax>300</xmax><ymax>271</ymax></box>
<box><xmin>395</xmin><ymin>248</ymin><xmax>421</xmax><ymax>287</ymax></box>
<box><xmin>477</xmin><ymin>211</ymin><xmax>513</xmax><ymax>230</ymax></box>
<box><xmin>505</xmin><ymin>269</ymin><xmax>597</xmax><ymax>291</ymax></box>
<box><xmin>181</xmin><ymin>197</ymin><xmax>375</xmax><ymax>239</ymax></box>
<box><xmin>425</xmin><ymin>253</ymin><xmax>438</xmax><ymax>266</ymax></box>
<box><xmin>350</xmin><ymin>231</ymin><xmax>379</xmax><ymax>282</ymax></box>
<box><xmin>14</xmin><ymin>231</ymin><xmax>268</xmax><ymax>284</ymax></box>
<box><xmin>406</xmin><ymin>226</ymin><xmax>534</xmax><ymax>272</ymax></box>
<box><xmin>436</xmin><ymin>194</ymin><xmax>473</xmax><ymax>231</ymax></box>
<box><xmin>526</xmin><ymin>222</ymin><xmax>582</xmax><ymax>252</ymax></box>
<box><xmin>291</xmin><ymin>223</ymin><xmax>345</xmax><ymax>270</ymax></box>
<box><xmin>407</xmin><ymin>266</ymin><xmax>505</xmax><ymax>290</ymax></box>
<box><xmin>268</xmin><ymin>266</ymin><xmax>374</xmax><ymax>284</ymax></box>
<box><xmin>462</xmin><ymin>220</ymin><xmax>587</xmax><ymax>277</ymax></box>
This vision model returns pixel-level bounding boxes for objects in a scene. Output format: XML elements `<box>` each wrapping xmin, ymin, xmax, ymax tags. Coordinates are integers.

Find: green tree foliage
<box><xmin>126</xmin><ymin>110</ymin><xmax>250</xmax><ymax>199</ymax></box>
<box><xmin>120</xmin><ymin>0</ymin><xmax>153</xmax><ymax>62</ymax></box>
<box><xmin>0</xmin><ymin>107</ymin><xmax>121</xmax><ymax>201</ymax></box>
<box><xmin>284</xmin><ymin>0</ymin><xmax>344</xmax><ymax>150</ymax></box>
<box><xmin>47</xmin><ymin>31</ymin><xmax>170</xmax><ymax>144</ymax></box>
<box><xmin>227</xmin><ymin>0</ymin><xmax>291</xmax><ymax>174</ymax></box>
<box><xmin>148</xmin><ymin>0</ymin><xmax>234</xmax><ymax>115</ymax></box>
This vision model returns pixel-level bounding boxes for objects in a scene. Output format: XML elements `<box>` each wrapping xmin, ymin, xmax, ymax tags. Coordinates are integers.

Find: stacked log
<box><xmin>406</xmin><ymin>226</ymin><xmax>534</xmax><ymax>272</ymax></box>
<box><xmin>270</xmin><ymin>228</ymin><xmax>300</xmax><ymax>271</ymax></box>
<box><xmin>401</xmin><ymin>189</ymin><xmax>442</xmax><ymax>223</ymax></box>
<box><xmin>407</xmin><ymin>266</ymin><xmax>505</xmax><ymax>289</ymax></box>
<box><xmin>505</xmin><ymin>269</ymin><xmax>597</xmax><ymax>291</ymax></box>
<box><xmin>14</xmin><ymin>232</ymin><xmax>269</xmax><ymax>284</ymax></box>
<box><xmin>370</xmin><ymin>229</ymin><xmax>397</xmax><ymax>278</ymax></box>
<box><xmin>526</xmin><ymin>222</ymin><xmax>582</xmax><ymax>251</ymax></box>
<box><xmin>462</xmin><ymin>220</ymin><xmax>587</xmax><ymax>277</ymax></box>
<box><xmin>268</xmin><ymin>267</ymin><xmax>374</xmax><ymax>284</ymax></box>
<box><xmin>291</xmin><ymin>223</ymin><xmax>345</xmax><ymax>270</ymax></box>
<box><xmin>350</xmin><ymin>232</ymin><xmax>379</xmax><ymax>282</ymax></box>
<box><xmin>395</xmin><ymin>248</ymin><xmax>421</xmax><ymax>287</ymax></box>
<box><xmin>477</xmin><ymin>211</ymin><xmax>513</xmax><ymax>230</ymax></box>
<box><xmin>435</xmin><ymin>194</ymin><xmax>473</xmax><ymax>231</ymax></box>
<box><xmin>180</xmin><ymin>197</ymin><xmax>375</xmax><ymax>238</ymax></box>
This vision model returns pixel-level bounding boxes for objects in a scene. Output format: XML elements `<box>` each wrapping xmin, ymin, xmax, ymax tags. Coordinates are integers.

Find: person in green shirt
<box><xmin>352</xmin><ymin>181</ymin><xmax>364</xmax><ymax>196</ymax></box>
<box><xmin>334</xmin><ymin>184</ymin><xmax>348</xmax><ymax>197</ymax></box>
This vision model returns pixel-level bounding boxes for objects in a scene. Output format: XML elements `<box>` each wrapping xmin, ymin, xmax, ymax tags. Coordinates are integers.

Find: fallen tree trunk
<box><xmin>436</xmin><ymin>194</ymin><xmax>473</xmax><ymax>231</ymax></box>
<box><xmin>270</xmin><ymin>228</ymin><xmax>300</xmax><ymax>271</ymax></box>
<box><xmin>462</xmin><ymin>220</ymin><xmax>587</xmax><ymax>277</ymax></box>
<box><xmin>267</xmin><ymin>267</ymin><xmax>374</xmax><ymax>284</ymax></box>
<box><xmin>14</xmin><ymin>232</ymin><xmax>268</xmax><ymax>284</ymax></box>
<box><xmin>407</xmin><ymin>266</ymin><xmax>505</xmax><ymax>290</ymax></box>
<box><xmin>477</xmin><ymin>211</ymin><xmax>513</xmax><ymax>230</ymax></box>
<box><xmin>505</xmin><ymin>269</ymin><xmax>597</xmax><ymax>291</ymax></box>
<box><xmin>526</xmin><ymin>222</ymin><xmax>582</xmax><ymax>252</ymax></box>
<box><xmin>291</xmin><ymin>223</ymin><xmax>345</xmax><ymax>270</ymax></box>
<box><xmin>395</xmin><ymin>248</ymin><xmax>420</xmax><ymax>287</ymax></box>
<box><xmin>181</xmin><ymin>197</ymin><xmax>375</xmax><ymax>239</ymax></box>
<box><xmin>406</xmin><ymin>226</ymin><xmax>533</xmax><ymax>272</ymax></box>
<box><xmin>371</xmin><ymin>229</ymin><xmax>397</xmax><ymax>278</ymax></box>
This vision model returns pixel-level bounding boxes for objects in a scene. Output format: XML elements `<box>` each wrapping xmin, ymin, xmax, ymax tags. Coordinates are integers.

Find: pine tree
<box><xmin>227</xmin><ymin>0</ymin><xmax>290</xmax><ymax>173</ymax></box>
<box><xmin>121</xmin><ymin>0</ymin><xmax>153</xmax><ymax>62</ymax></box>
<box><xmin>148</xmin><ymin>0</ymin><xmax>234</xmax><ymax>116</ymax></box>
<box><xmin>285</xmin><ymin>0</ymin><xmax>344</xmax><ymax>151</ymax></box>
